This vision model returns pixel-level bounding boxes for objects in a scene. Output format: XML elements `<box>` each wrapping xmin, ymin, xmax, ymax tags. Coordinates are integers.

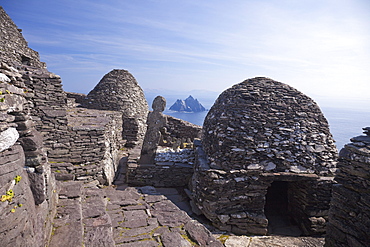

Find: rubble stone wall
<box><xmin>325</xmin><ymin>127</ymin><xmax>370</xmax><ymax>247</ymax></box>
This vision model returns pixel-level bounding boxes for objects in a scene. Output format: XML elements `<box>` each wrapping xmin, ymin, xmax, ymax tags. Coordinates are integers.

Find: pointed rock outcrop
<box><xmin>169</xmin><ymin>95</ymin><xmax>206</xmax><ymax>112</ymax></box>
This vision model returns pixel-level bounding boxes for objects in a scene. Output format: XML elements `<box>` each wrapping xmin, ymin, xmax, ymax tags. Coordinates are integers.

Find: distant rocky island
<box><xmin>169</xmin><ymin>95</ymin><xmax>206</xmax><ymax>112</ymax></box>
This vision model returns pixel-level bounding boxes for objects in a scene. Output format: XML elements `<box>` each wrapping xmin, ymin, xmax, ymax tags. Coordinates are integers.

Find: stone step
<box><xmin>49</xmin><ymin>181</ymin><xmax>84</xmax><ymax>247</ymax></box>
<box><xmin>82</xmin><ymin>184</ymin><xmax>115</xmax><ymax>246</ymax></box>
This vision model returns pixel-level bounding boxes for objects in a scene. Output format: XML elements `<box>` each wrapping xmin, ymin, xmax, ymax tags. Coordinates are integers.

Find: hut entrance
<box><xmin>264</xmin><ymin>181</ymin><xmax>302</xmax><ymax>236</ymax></box>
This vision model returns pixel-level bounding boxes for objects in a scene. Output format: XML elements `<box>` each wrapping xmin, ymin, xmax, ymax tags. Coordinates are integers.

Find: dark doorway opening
<box><xmin>264</xmin><ymin>181</ymin><xmax>302</xmax><ymax>236</ymax></box>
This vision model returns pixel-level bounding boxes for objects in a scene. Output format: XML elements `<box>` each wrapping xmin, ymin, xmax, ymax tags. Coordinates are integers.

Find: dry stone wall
<box><xmin>192</xmin><ymin>77</ymin><xmax>337</xmax><ymax>235</ymax></box>
<box><xmin>164</xmin><ymin>115</ymin><xmax>202</xmax><ymax>148</ymax></box>
<box><xmin>0</xmin><ymin>7</ymin><xmax>45</xmax><ymax>68</ymax></box>
<box><xmin>0</xmin><ymin>8</ymin><xmax>126</xmax><ymax>246</ymax></box>
<box><xmin>20</xmin><ymin>66</ymin><xmax>69</xmax><ymax>162</ymax></box>
<box><xmin>84</xmin><ymin>69</ymin><xmax>149</xmax><ymax>147</ymax></box>
<box><xmin>202</xmin><ymin>77</ymin><xmax>337</xmax><ymax>174</ymax></box>
<box><xmin>0</xmin><ymin>8</ymin><xmax>59</xmax><ymax>244</ymax></box>
<box><xmin>325</xmin><ymin>127</ymin><xmax>370</xmax><ymax>247</ymax></box>
<box><xmin>0</xmin><ymin>64</ymin><xmax>57</xmax><ymax>246</ymax></box>
<box><xmin>51</xmin><ymin>103</ymin><xmax>125</xmax><ymax>185</ymax></box>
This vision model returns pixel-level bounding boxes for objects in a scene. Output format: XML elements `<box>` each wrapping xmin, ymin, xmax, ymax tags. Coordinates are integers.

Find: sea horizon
<box><xmin>146</xmin><ymin>93</ymin><xmax>369</xmax><ymax>151</ymax></box>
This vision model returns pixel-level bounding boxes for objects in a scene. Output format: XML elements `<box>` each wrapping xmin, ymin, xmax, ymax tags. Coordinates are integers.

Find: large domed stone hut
<box><xmin>84</xmin><ymin>69</ymin><xmax>148</xmax><ymax>147</ymax></box>
<box><xmin>191</xmin><ymin>77</ymin><xmax>338</xmax><ymax>236</ymax></box>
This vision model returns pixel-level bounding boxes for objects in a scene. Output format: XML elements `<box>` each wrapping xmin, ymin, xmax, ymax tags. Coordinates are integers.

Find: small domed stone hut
<box><xmin>191</xmin><ymin>77</ymin><xmax>338</xmax><ymax>235</ymax></box>
<box><xmin>86</xmin><ymin>69</ymin><xmax>148</xmax><ymax>147</ymax></box>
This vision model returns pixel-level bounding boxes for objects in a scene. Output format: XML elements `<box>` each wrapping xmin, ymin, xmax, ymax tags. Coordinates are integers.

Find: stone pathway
<box><xmin>49</xmin><ymin>181</ymin><xmax>223</xmax><ymax>247</ymax></box>
<box><xmin>49</xmin><ymin>181</ymin><xmax>325</xmax><ymax>247</ymax></box>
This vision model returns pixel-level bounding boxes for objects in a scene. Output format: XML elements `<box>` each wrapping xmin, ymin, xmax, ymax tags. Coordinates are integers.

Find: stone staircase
<box><xmin>48</xmin><ymin>181</ymin><xmax>223</xmax><ymax>247</ymax></box>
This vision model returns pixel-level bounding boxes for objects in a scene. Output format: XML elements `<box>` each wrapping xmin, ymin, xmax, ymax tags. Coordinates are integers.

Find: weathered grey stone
<box><xmin>192</xmin><ymin>77</ymin><xmax>337</xmax><ymax>235</ymax></box>
<box><xmin>85</xmin><ymin>69</ymin><xmax>148</xmax><ymax>147</ymax></box>
<box><xmin>0</xmin><ymin>72</ymin><xmax>10</xmax><ymax>82</ymax></box>
<box><xmin>27</xmin><ymin>171</ymin><xmax>46</xmax><ymax>205</ymax></box>
<box><xmin>116</xmin><ymin>240</ymin><xmax>158</xmax><ymax>247</ymax></box>
<box><xmin>326</xmin><ymin>127</ymin><xmax>370</xmax><ymax>247</ymax></box>
<box><xmin>49</xmin><ymin>222</ymin><xmax>83</xmax><ymax>247</ymax></box>
<box><xmin>184</xmin><ymin>220</ymin><xmax>224</xmax><ymax>247</ymax></box>
<box><xmin>140</xmin><ymin>96</ymin><xmax>167</xmax><ymax>164</ymax></box>
<box><xmin>0</xmin><ymin>127</ymin><xmax>19</xmax><ymax>152</ymax></box>
<box><xmin>248</xmin><ymin>236</ymin><xmax>324</xmax><ymax>247</ymax></box>
<box><xmin>225</xmin><ymin>236</ymin><xmax>251</xmax><ymax>247</ymax></box>
<box><xmin>161</xmin><ymin>230</ymin><xmax>192</xmax><ymax>247</ymax></box>
<box><xmin>84</xmin><ymin>226</ymin><xmax>115</xmax><ymax>247</ymax></box>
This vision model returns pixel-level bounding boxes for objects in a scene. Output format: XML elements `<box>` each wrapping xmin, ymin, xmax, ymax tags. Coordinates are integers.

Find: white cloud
<box><xmin>8</xmin><ymin>0</ymin><xmax>369</xmax><ymax>103</ymax></box>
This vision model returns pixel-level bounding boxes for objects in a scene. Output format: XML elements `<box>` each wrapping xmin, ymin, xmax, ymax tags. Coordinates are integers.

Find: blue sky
<box><xmin>2</xmin><ymin>0</ymin><xmax>370</xmax><ymax>109</ymax></box>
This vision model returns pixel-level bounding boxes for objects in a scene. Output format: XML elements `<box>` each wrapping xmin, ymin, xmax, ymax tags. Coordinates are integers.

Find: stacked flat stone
<box><xmin>164</xmin><ymin>115</ymin><xmax>202</xmax><ymax>147</ymax></box>
<box><xmin>0</xmin><ymin>8</ymin><xmax>61</xmax><ymax>246</ymax></box>
<box><xmin>85</xmin><ymin>69</ymin><xmax>148</xmax><ymax>147</ymax></box>
<box><xmin>19</xmin><ymin>65</ymin><xmax>69</xmax><ymax>162</ymax></box>
<box><xmin>325</xmin><ymin>127</ymin><xmax>370</xmax><ymax>247</ymax></box>
<box><xmin>0</xmin><ymin>62</ymin><xmax>57</xmax><ymax>246</ymax></box>
<box><xmin>51</xmin><ymin>106</ymin><xmax>125</xmax><ymax>185</ymax></box>
<box><xmin>192</xmin><ymin>77</ymin><xmax>338</xmax><ymax>235</ymax></box>
<box><xmin>0</xmin><ymin>7</ymin><xmax>45</xmax><ymax>68</ymax></box>
<box><xmin>203</xmin><ymin>77</ymin><xmax>337</xmax><ymax>174</ymax></box>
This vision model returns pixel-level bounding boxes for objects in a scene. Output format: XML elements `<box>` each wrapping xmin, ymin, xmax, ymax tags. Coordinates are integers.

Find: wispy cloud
<box><xmin>4</xmin><ymin>0</ymin><xmax>369</xmax><ymax>101</ymax></box>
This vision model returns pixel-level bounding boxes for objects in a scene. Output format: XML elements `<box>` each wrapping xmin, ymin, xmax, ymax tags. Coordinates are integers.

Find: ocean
<box><xmin>146</xmin><ymin>93</ymin><xmax>370</xmax><ymax>151</ymax></box>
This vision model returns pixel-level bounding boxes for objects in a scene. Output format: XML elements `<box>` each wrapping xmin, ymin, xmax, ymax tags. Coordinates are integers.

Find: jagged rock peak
<box><xmin>169</xmin><ymin>95</ymin><xmax>206</xmax><ymax>112</ymax></box>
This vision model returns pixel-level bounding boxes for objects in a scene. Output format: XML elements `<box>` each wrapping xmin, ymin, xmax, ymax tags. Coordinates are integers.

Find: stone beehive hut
<box><xmin>85</xmin><ymin>69</ymin><xmax>148</xmax><ymax>147</ymax></box>
<box><xmin>191</xmin><ymin>77</ymin><xmax>338</xmax><ymax>235</ymax></box>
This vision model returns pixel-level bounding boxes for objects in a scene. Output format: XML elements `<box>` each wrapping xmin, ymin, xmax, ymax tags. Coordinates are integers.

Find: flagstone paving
<box><xmin>49</xmin><ymin>181</ymin><xmax>324</xmax><ymax>246</ymax></box>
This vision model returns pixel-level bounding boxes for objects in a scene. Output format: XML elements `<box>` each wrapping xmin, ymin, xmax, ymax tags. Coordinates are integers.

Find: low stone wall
<box><xmin>51</xmin><ymin>106</ymin><xmax>125</xmax><ymax>185</ymax></box>
<box><xmin>325</xmin><ymin>127</ymin><xmax>370</xmax><ymax>247</ymax></box>
<box><xmin>122</xmin><ymin>113</ymin><xmax>201</xmax><ymax>187</ymax></box>
<box><xmin>126</xmin><ymin>148</ymin><xmax>194</xmax><ymax>187</ymax></box>
<box><xmin>164</xmin><ymin>115</ymin><xmax>202</xmax><ymax>147</ymax></box>
<box><xmin>126</xmin><ymin>162</ymin><xmax>193</xmax><ymax>187</ymax></box>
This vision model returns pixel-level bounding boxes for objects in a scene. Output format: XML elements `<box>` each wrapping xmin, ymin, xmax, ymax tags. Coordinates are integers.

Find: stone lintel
<box><xmin>261</xmin><ymin>172</ymin><xmax>319</xmax><ymax>181</ymax></box>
